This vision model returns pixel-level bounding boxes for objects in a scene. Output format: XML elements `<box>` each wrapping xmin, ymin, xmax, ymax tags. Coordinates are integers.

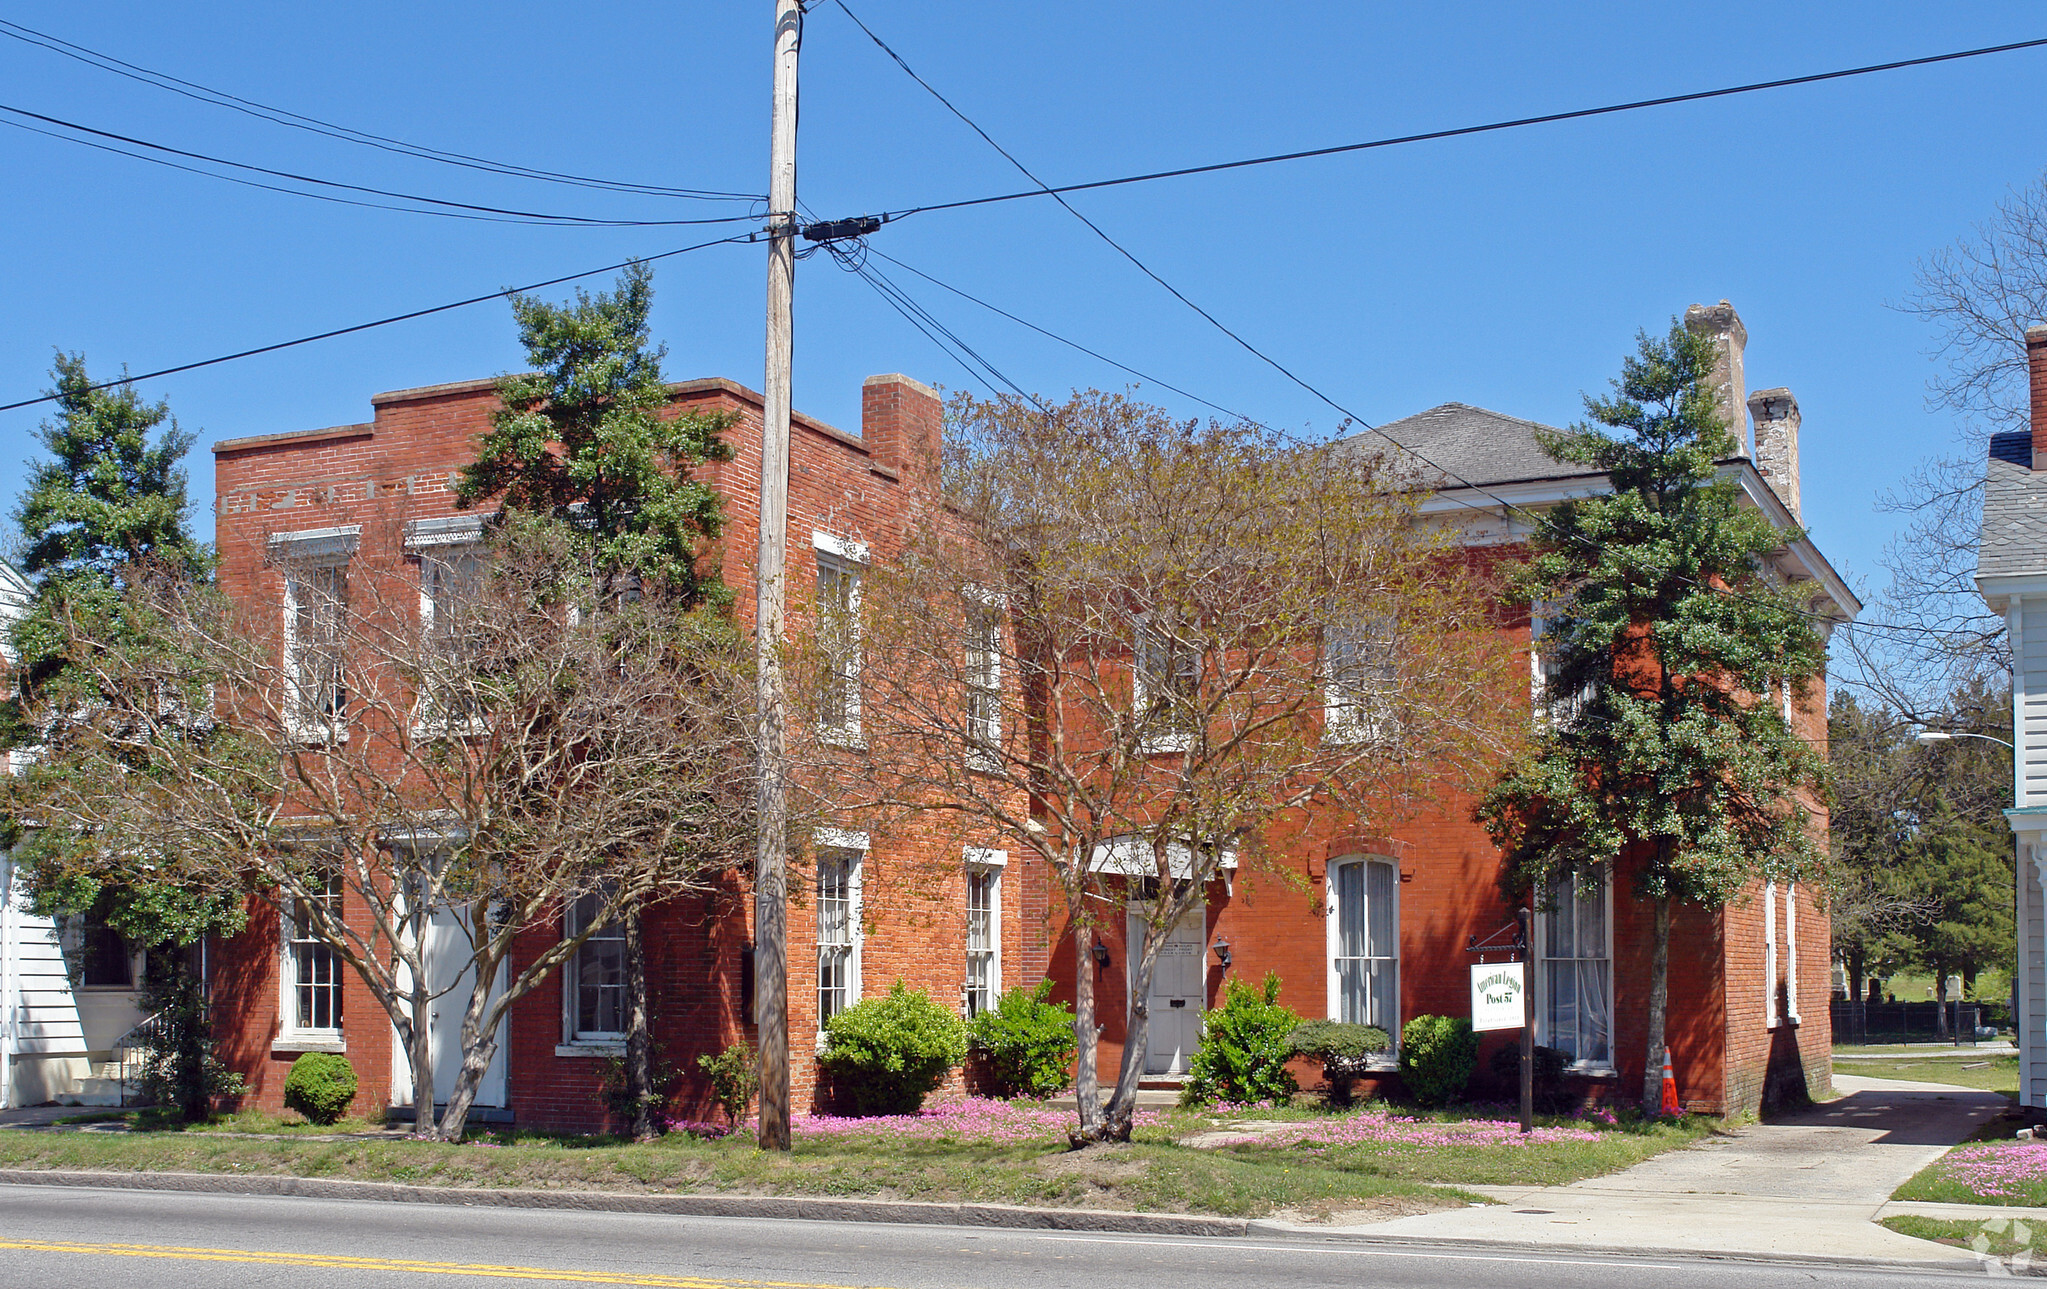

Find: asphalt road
<box><xmin>0</xmin><ymin>1183</ymin><xmax>1981</xmax><ymax>1289</ymax></box>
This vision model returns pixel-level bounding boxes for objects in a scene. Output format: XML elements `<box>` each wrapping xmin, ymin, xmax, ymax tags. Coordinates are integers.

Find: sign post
<box><xmin>1467</xmin><ymin>909</ymin><xmax>1534</xmax><ymax>1134</ymax></box>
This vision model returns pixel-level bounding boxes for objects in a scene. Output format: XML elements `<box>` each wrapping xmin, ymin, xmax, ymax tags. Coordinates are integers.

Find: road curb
<box><xmin>1242</xmin><ymin>1220</ymin><xmax>1988</xmax><ymax>1273</ymax></box>
<box><xmin>0</xmin><ymin>1168</ymin><xmax>1249</xmax><ymax>1237</ymax></box>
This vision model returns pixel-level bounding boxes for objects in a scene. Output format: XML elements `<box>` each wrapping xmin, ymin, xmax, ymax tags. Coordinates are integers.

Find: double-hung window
<box><xmin>273</xmin><ymin>526</ymin><xmax>359</xmax><ymax>742</ymax></box>
<box><xmin>1327</xmin><ymin>857</ymin><xmax>1398</xmax><ymax>1034</ymax></box>
<box><xmin>1325</xmin><ymin>616</ymin><xmax>1396</xmax><ymax>744</ymax></box>
<box><xmin>964</xmin><ymin>849</ymin><xmax>1004</xmax><ymax>1018</ymax></box>
<box><xmin>409</xmin><ymin>515</ymin><xmax>489</xmax><ymax>736</ymax></box>
<box><xmin>964</xmin><ymin>602</ymin><xmax>1002</xmax><ymax>770</ymax></box>
<box><xmin>814</xmin><ymin>532</ymin><xmax>867</xmax><ymax>746</ymax></box>
<box><xmin>1538</xmin><ymin>867</ymin><xmax>1613</xmax><ymax>1068</ymax></box>
<box><xmin>1134</xmin><ymin>618</ymin><xmax>1198</xmax><ymax>750</ymax></box>
<box><xmin>565</xmin><ymin>892</ymin><xmax>626</xmax><ymax>1043</ymax></box>
<box><xmin>1530</xmin><ymin>602</ymin><xmax>1597</xmax><ymax>729</ymax></box>
<box><xmin>816</xmin><ymin>837</ymin><xmax>864</xmax><ymax>1025</ymax></box>
<box><xmin>283</xmin><ymin>865</ymin><xmax>345</xmax><ymax>1040</ymax></box>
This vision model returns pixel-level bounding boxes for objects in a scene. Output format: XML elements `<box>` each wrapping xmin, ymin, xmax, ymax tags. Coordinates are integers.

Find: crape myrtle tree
<box><xmin>1476</xmin><ymin>321</ymin><xmax>1829</xmax><ymax>1114</ymax></box>
<box><xmin>805</xmin><ymin>389</ymin><xmax>1522</xmax><ymax>1143</ymax></box>
<box><xmin>8</xmin><ymin>518</ymin><xmax>757</xmax><ymax>1141</ymax></box>
<box><xmin>455</xmin><ymin>261</ymin><xmax>741</xmax><ymax>1139</ymax></box>
<box><xmin>5</xmin><ymin>354</ymin><xmax>245</xmax><ymax>981</ymax></box>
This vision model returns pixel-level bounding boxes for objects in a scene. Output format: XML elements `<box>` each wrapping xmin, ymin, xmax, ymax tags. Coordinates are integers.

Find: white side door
<box><xmin>1130</xmin><ymin>902</ymin><xmax>1205</xmax><ymax>1075</ymax></box>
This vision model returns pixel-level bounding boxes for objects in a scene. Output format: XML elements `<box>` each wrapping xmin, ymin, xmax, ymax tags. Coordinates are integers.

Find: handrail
<box><xmin>110</xmin><ymin>1009</ymin><xmax>168</xmax><ymax>1108</ymax></box>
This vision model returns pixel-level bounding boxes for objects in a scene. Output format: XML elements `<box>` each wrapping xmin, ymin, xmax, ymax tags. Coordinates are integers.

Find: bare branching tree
<box><xmin>1848</xmin><ymin>171</ymin><xmax>2047</xmax><ymax>712</ymax></box>
<box><xmin>7</xmin><ymin>516</ymin><xmax>755</xmax><ymax>1140</ymax></box>
<box><xmin>800</xmin><ymin>390</ymin><xmax>1523</xmax><ymax>1143</ymax></box>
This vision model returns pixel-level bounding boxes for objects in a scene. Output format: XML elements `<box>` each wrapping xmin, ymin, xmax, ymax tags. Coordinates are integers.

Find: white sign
<box><xmin>1470</xmin><ymin>962</ymin><xmax>1526</xmax><ymax>1032</ymax></box>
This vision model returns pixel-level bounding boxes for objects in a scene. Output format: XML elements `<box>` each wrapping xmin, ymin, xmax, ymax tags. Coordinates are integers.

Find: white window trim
<box><xmin>964</xmin><ymin>849</ymin><xmax>1004</xmax><ymax>1017</ymax></box>
<box><xmin>277</xmin><ymin>896</ymin><xmax>344</xmax><ymax>1051</ymax></box>
<box><xmin>562</xmin><ymin>894</ymin><xmax>628</xmax><ymax>1046</ymax></box>
<box><xmin>1323</xmin><ymin>621</ymin><xmax>1396</xmax><ymax>747</ymax></box>
<box><xmin>1785</xmin><ymin>881</ymin><xmax>1801</xmax><ymax>1025</ymax></box>
<box><xmin>412</xmin><ymin>542</ymin><xmax>490</xmax><ymax>739</ymax></box>
<box><xmin>1765</xmin><ymin>879</ymin><xmax>1780</xmax><ymax>1029</ymax></box>
<box><xmin>1529</xmin><ymin>602</ymin><xmax>1596</xmax><ymax>729</ymax></box>
<box><xmin>815</xmin><ymin>840</ymin><xmax>865</xmax><ymax>1034</ymax></box>
<box><xmin>1325</xmin><ymin>855</ymin><xmax>1401</xmax><ymax>1068</ymax></box>
<box><xmin>1534</xmin><ymin>866</ymin><xmax>1616</xmax><ymax>1073</ymax></box>
<box><xmin>964</xmin><ymin>596</ymin><xmax>1003</xmax><ymax>771</ymax></box>
<box><xmin>1132</xmin><ymin>617</ymin><xmax>1197</xmax><ymax>755</ymax></box>
<box><xmin>274</xmin><ymin>527</ymin><xmax>359</xmax><ymax>745</ymax></box>
<box><xmin>814</xmin><ymin>538</ymin><xmax>866</xmax><ymax>748</ymax></box>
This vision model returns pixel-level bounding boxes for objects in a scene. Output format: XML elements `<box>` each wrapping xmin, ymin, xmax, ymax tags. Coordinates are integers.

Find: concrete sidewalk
<box><xmin>1297</xmin><ymin>1073</ymin><xmax>2005</xmax><ymax>1265</ymax></box>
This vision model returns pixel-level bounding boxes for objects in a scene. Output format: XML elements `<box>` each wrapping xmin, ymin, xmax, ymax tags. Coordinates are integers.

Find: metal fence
<box><xmin>1830</xmin><ymin>999</ymin><xmax>1997</xmax><ymax>1045</ymax></box>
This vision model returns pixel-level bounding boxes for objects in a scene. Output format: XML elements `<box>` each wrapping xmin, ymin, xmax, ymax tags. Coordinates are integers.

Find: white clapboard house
<box><xmin>0</xmin><ymin>558</ymin><xmax>150</xmax><ymax>1108</ymax></box>
<box><xmin>1977</xmin><ymin>323</ymin><xmax>2047</xmax><ymax>1113</ymax></box>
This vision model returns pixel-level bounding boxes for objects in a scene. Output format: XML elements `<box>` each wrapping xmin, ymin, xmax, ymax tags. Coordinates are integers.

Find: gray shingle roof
<box><xmin>1335</xmin><ymin>402</ymin><xmax>1604</xmax><ymax>489</ymax></box>
<box><xmin>1978</xmin><ymin>431</ymin><xmax>2047</xmax><ymax>579</ymax></box>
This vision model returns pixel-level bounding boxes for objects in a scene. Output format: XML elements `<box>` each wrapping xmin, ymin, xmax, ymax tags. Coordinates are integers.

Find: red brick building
<box><xmin>207</xmin><ymin>369</ymin><xmax>1021</xmax><ymax>1129</ymax></box>
<box><xmin>1030</xmin><ymin>303</ymin><xmax>1852</xmax><ymax>1117</ymax></box>
<box><xmin>203</xmin><ymin>300</ymin><xmax>1848</xmax><ymax>1128</ymax></box>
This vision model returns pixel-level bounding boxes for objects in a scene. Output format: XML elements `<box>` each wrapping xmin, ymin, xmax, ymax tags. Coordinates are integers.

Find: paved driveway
<box><xmin>1348</xmin><ymin>1074</ymin><xmax>2007</xmax><ymax>1264</ymax></box>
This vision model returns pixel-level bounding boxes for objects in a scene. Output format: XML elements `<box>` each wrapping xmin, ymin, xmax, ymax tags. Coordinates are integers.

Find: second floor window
<box><xmin>1135</xmin><ymin>619</ymin><xmax>1198</xmax><ymax>744</ymax></box>
<box><xmin>418</xmin><ymin>548</ymin><xmax>486</xmax><ymax>733</ymax></box>
<box><xmin>816</xmin><ymin>554</ymin><xmax>863</xmax><ymax>743</ymax></box>
<box><xmin>286</xmin><ymin>563</ymin><xmax>348</xmax><ymax>738</ymax></box>
<box><xmin>965</xmin><ymin>605</ymin><xmax>1001</xmax><ymax>768</ymax></box>
<box><xmin>1325</xmin><ymin>617</ymin><xmax>1396</xmax><ymax>744</ymax></box>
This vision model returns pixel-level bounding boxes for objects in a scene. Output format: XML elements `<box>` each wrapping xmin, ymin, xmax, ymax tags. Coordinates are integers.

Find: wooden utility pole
<box><xmin>754</xmin><ymin>0</ymin><xmax>801</xmax><ymax>1152</ymax></box>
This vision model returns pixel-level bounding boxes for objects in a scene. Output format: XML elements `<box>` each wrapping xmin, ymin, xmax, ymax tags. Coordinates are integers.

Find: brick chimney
<box><xmin>1747</xmin><ymin>388</ymin><xmax>1800</xmax><ymax>522</ymax></box>
<box><xmin>2031</xmin><ymin>324</ymin><xmax>2047</xmax><ymax>470</ymax></box>
<box><xmin>1684</xmin><ymin>300</ymin><xmax>1750</xmax><ymax>457</ymax></box>
<box><xmin>861</xmin><ymin>372</ymin><xmax>942</xmax><ymax>492</ymax></box>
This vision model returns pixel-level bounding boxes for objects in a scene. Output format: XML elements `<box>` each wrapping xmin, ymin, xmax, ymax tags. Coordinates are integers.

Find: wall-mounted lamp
<box><xmin>1090</xmin><ymin>938</ymin><xmax>1111</xmax><ymax>974</ymax></box>
<box><xmin>1212</xmin><ymin>940</ymin><xmax>1233</xmax><ymax>972</ymax></box>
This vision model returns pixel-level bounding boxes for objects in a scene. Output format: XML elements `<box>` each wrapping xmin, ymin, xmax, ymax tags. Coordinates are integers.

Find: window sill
<box><xmin>555</xmin><ymin>1043</ymin><xmax>625</xmax><ymax>1058</ymax></box>
<box><xmin>820</xmin><ymin>732</ymin><xmax>867</xmax><ymax>751</ymax></box>
<box><xmin>1562</xmin><ymin>1064</ymin><xmax>1617</xmax><ymax>1080</ymax></box>
<box><xmin>1136</xmin><ymin>735</ymin><xmax>1192</xmax><ymax>756</ymax></box>
<box><xmin>1364</xmin><ymin>1055</ymin><xmax>1399</xmax><ymax>1073</ymax></box>
<box><xmin>273</xmin><ymin>1036</ymin><xmax>346</xmax><ymax>1055</ymax></box>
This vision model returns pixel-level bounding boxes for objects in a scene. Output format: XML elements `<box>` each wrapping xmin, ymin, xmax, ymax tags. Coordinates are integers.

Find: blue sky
<box><xmin>1</xmin><ymin>1</ymin><xmax>2043</xmax><ymax>613</ymax></box>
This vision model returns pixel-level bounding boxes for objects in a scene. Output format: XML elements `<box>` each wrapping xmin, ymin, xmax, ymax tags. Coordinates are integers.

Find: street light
<box><xmin>1914</xmin><ymin>730</ymin><xmax>2015</xmax><ymax>750</ymax></box>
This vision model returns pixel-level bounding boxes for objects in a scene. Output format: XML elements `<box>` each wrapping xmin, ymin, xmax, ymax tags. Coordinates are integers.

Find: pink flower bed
<box><xmin>786</xmin><ymin>1097</ymin><xmax>1161</xmax><ymax>1145</ymax></box>
<box><xmin>1927</xmin><ymin>1143</ymin><xmax>2047</xmax><ymax>1199</ymax></box>
<box><xmin>1257</xmin><ymin>1109</ymin><xmax>1605</xmax><ymax>1150</ymax></box>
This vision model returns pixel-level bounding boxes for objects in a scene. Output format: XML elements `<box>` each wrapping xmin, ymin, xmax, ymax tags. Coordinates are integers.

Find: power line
<box><xmin>837</xmin><ymin>0</ymin><xmax>1939</xmax><ymax>645</ymax></box>
<box><xmin>0</xmin><ymin>101</ymin><xmax>759</xmax><ymax>227</ymax></box>
<box><xmin>0</xmin><ymin>235</ymin><xmax>753</xmax><ymax>415</ymax></box>
<box><xmin>830</xmin><ymin>245</ymin><xmax>1040</xmax><ymax>406</ymax></box>
<box><xmin>0</xmin><ymin>17</ymin><xmax>759</xmax><ymax>202</ymax></box>
<box><xmin>872</xmin><ymin>33</ymin><xmax>2047</xmax><ymax>223</ymax></box>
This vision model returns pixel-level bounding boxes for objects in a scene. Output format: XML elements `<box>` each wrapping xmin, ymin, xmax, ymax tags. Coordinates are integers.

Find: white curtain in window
<box><xmin>1334</xmin><ymin>860</ymin><xmax>1397</xmax><ymax>1029</ymax></box>
<box><xmin>1543</xmin><ymin>869</ymin><xmax>1611</xmax><ymax>1065</ymax></box>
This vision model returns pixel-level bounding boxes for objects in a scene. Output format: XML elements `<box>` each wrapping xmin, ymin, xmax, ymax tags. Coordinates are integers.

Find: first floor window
<box><xmin>818</xmin><ymin>847</ymin><xmax>861</xmax><ymax>1023</ymax></box>
<box><xmin>1540</xmin><ymin>867</ymin><xmax>1612</xmax><ymax>1067</ymax></box>
<box><xmin>566</xmin><ymin>893</ymin><xmax>626</xmax><ymax>1041</ymax></box>
<box><xmin>965</xmin><ymin>862</ymin><xmax>1000</xmax><ymax>1017</ymax></box>
<box><xmin>63</xmin><ymin>895</ymin><xmax>136</xmax><ymax>988</ymax></box>
<box><xmin>289</xmin><ymin>868</ymin><xmax>345</xmax><ymax>1033</ymax></box>
<box><xmin>1329</xmin><ymin>857</ymin><xmax>1398</xmax><ymax>1031</ymax></box>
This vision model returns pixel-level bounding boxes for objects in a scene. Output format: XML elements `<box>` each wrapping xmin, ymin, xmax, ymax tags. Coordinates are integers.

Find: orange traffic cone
<box><xmin>1659</xmin><ymin>1047</ymin><xmax>1681</xmax><ymax>1117</ymax></box>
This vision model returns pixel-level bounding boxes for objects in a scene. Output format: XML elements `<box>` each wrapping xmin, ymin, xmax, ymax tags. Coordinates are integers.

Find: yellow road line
<box><xmin>0</xmin><ymin>1238</ymin><xmax>893</xmax><ymax>1288</ymax></box>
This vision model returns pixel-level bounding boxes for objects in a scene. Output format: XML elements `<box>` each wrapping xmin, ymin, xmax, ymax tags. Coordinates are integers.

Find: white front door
<box><xmin>1130</xmin><ymin>902</ymin><xmax>1205</xmax><ymax>1075</ymax></box>
<box><xmin>391</xmin><ymin>906</ymin><xmax>508</xmax><ymax>1110</ymax></box>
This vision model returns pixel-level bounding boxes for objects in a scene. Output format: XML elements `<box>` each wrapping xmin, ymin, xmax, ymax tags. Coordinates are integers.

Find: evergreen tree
<box><xmin>4</xmin><ymin>353</ymin><xmax>235</xmax><ymax>955</ymax></box>
<box><xmin>1476</xmin><ymin>321</ymin><xmax>1828</xmax><ymax>1113</ymax></box>
<box><xmin>456</xmin><ymin>264</ymin><xmax>740</xmax><ymax>1138</ymax></box>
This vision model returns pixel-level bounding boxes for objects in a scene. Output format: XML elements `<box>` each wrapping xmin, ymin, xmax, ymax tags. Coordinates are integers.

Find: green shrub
<box><xmin>819</xmin><ymin>981</ymin><xmax>968</xmax><ymax>1116</ymax></box>
<box><xmin>1287</xmin><ymin>1018</ymin><xmax>1390</xmax><ymax>1106</ymax></box>
<box><xmin>1488</xmin><ymin>1042</ymin><xmax>1572</xmax><ymax>1111</ymax></box>
<box><xmin>697</xmin><ymin>1041</ymin><xmax>758</xmax><ymax>1126</ymax></box>
<box><xmin>282</xmin><ymin>1052</ymin><xmax>358</xmax><ymax>1125</ymax></box>
<box><xmin>966</xmin><ymin>980</ymin><xmax>1077</xmax><ymax>1099</ymax></box>
<box><xmin>134</xmin><ymin>968</ymin><xmax>245</xmax><ymax>1122</ymax></box>
<box><xmin>1181</xmin><ymin>972</ymin><xmax>1300</xmax><ymax>1107</ymax></box>
<box><xmin>1399</xmin><ymin>1014</ymin><xmax>1479</xmax><ymax>1107</ymax></box>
